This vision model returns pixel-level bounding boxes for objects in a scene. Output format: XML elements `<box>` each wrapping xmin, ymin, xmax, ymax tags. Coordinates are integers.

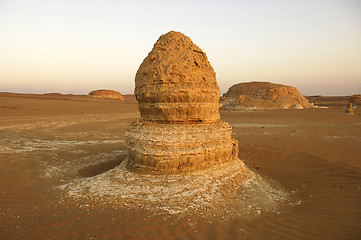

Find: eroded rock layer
<box><xmin>125</xmin><ymin>120</ymin><xmax>238</xmax><ymax>173</ymax></box>
<box><xmin>135</xmin><ymin>31</ymin><xmax>220</xmax><ymax>123</ymax></box>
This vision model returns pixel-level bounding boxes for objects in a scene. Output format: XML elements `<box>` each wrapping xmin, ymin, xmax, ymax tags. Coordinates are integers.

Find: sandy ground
<box><xmin>1</xmin><ymin>92</ymin><xmax>361</xmax><ymax>239</ymax></box>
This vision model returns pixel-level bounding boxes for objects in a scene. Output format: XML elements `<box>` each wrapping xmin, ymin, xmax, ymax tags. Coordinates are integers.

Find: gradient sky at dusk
<box><xmin>1</xmin><ymin>0</ymin><xmax>360</xmax><ymax>96</ymax></box>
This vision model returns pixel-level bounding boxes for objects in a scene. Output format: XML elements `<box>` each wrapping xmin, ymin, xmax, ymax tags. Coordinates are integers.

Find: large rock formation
<box><xmin>125</xmin><ymin>31</ymin><xmax>239</xmax><ymax>173</ymax></box>
<box><xmin>88</xmin><ymin>89</ymin><xmax>125</xmax><ymax>100</ymax></box>
<box><xmin>221</xmin><ymin>82</ymin><xmax>312</xmax><ymax>109</ymax></box>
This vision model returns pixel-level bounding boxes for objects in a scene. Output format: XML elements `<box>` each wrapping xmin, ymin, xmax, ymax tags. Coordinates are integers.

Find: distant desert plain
<box><xmin>1</xmin><ymin>92</ymin><xmax>361</xmax><ymax>239</ymax></box>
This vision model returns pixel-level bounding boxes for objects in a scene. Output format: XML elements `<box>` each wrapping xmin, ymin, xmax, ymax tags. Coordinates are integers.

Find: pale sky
<box><xmin>0</xmin><ymin>0</ymin><xmax>360</xmax><ymax>96</ymax></box>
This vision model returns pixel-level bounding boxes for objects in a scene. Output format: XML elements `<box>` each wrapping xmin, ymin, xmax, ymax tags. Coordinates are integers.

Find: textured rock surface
<box><xmin>350</xmin><ymin>94</ymin><xmax>361</xmax><ymax>106</ymax></box>
<box><xmin>88</xmin><ymin>90</ymin><xmax>125</xmax><ymax>100</ymax></box>
<box><xmin>135</xmin><ymin>31</ymin><xmax>220</xmax><ymax>123</ymax></box>
<box><xmin>221</xmin><ymin>82</ymin><xmax>312</xmax><ymax>109</ymax></box>
<box><xmin>345</xmin><ymin>103</ymin><xmax>354</xmax><ymax>115</ymax></box>
<box><xmin>126</xmin><ymin>31</ymin><xmax>238</xmax><ymax>173</ymax></box>
<box><xmin>125</xmin><ymin>120</ymin><xmax>238</xmax><ymax>173</ymax></box>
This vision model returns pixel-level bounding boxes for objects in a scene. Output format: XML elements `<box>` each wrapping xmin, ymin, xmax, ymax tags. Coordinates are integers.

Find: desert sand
<box><xmin>1</xmin><ymin>92</ymin><xmax>361</xmax><ymax>239</ymax></box>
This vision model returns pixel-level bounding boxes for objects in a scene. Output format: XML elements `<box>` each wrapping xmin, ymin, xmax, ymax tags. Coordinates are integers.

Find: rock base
<box><xmin>62</xmin><ymin>158</ymin><xmax>288</xmax><ymax>220</ymax></box>
<box><xmin>125</xmin><ymin>120</ymin><xmax>239</xmax><ymax>173</ymax></box>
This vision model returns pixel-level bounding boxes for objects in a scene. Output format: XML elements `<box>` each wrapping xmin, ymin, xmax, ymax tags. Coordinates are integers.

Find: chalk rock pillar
<box><xmin>125</xmin><ymin>31</ymin><xmax>239</xmax><ymax>173</ymax></box>
<box><xmin>345</xmin><ymin>103</ymin><xmax>354</xmax><ymax>115</ymax></box>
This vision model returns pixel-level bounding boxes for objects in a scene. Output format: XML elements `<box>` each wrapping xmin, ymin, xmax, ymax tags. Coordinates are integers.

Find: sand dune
<box><xmin>1</xmin><ymin>93</ymin><xmax>360</xmax><ymax>239</ymax></box>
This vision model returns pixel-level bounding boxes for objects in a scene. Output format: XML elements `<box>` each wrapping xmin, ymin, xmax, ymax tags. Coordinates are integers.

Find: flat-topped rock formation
<box><xmin>305</xmin><ymin>94</ymin><xmax>361</xmax><ymax>107</ymax></box>
<box><xmin>221</xmin><ymin>82</ymin><xmax>312</xmax><ymax>110</ymax></box>
<box><xmin>88</xmin><ymin>89</ymin><xmax>125</xmax><ymax>100</ymax></box>
<box><xmin>125</xmin><ymin>31</ymin><xmax>239</xmax><ymax>173</ymax></box>
<box><xmin>306</xmin><ymin>95</ymin><xmax>350</xmax><ymax>107</ymax></box>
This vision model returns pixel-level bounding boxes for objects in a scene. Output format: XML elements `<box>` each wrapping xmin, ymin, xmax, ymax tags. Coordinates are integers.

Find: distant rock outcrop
<box><xmin>88</xmin><ymin>90</ymin><xmax>125</xmax><ymax>100</ymax></box>
<box><xmin>345</xmin><ymin>103</ymin><xmax>354</xmax><ymax>115</ymax></box>
<box><xmin>221</xmin><ymin>82</ymin><xmax>312</xmax><ymax>110</ymax></box>
<box><xmin>350</xmin><ymin>94</ymin><xmax>361</xmax><ymax>106</ymax></box>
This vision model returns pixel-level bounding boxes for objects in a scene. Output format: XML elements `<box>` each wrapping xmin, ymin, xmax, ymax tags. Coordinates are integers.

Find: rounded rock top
<box><xmin>88</xmin><ymin>89</ymin><xmax>125</xmax><ymax>100</ymax></box>
<box><xmin>135</xmin><ymin>31</ymin><xmax>220</xmax><ymax>123</ymax></box>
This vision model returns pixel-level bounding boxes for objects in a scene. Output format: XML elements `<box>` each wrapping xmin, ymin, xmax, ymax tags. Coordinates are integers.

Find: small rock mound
<box><xmin>350</xmin><ymin>94</ymin><xmax>361</xmax><ymax>106</ymax></box>
<box><xmin>221</xmin><ymin>82</ymin><xmax>312</xmax><ymax>110</ymax></box>
<box><xmin>88</xmin><ymin>90</ymin><xmax>125</xmax><ymax>100</ymax></box>
<box><xmin>345</xmin><ymin>103</ymin><xmax>354</xmax><ymax>115</ymax></box>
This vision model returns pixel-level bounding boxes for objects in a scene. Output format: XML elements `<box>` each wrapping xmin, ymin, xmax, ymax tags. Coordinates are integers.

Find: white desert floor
<box><xmin>1</xmin><ymin>93</ymin><xmax>361</xmax><ymax>239</ymax></box>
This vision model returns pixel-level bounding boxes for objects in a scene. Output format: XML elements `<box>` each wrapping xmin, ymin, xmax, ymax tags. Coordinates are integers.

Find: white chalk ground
<box><xmin>60</xmin><ymin>158</ymin><xmax>288</xmax><ymax>221</ymax></box>
<box><xmin>0</xmin><ymin>113</ymin><xmax>288</xmax><ymax>221</ymax></box>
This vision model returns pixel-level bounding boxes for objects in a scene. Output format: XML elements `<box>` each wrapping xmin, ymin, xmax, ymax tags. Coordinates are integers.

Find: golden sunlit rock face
<box><xmin>126</xmin><ymin>31</ymin><xmax>239</xmax><ymax>173</ymax></box>
<box><xmin>221</xmin><ymin>82</ymin><xmax>312</xmax><ymax>110</ymax></box>
<box><xmin>134</xmin><ymin>31</ymin><xmax>220</xmax><ymax>123</ymax></box>
<box><xmin>88</xmin><ymin>89</ymin><xmax>125</xmax><ymax>100</ymax></box>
